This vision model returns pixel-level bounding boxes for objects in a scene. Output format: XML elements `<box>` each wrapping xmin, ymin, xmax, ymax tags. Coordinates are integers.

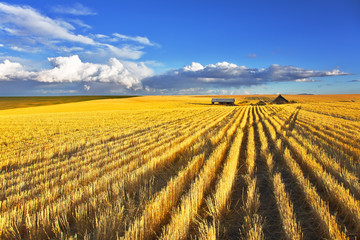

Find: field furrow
<box><xmin>259</xmin><ymin>107</ymin><xmax>348</xmax><ymax>239</ymax></box>
<box><xmin>196</xmin><ymin>107</ymin><xmax>249</xmax><ymax>240</ymax></box>
<box><xmin>1</xmin><ymin>108</ymin><xmax>230</xmax><ymax>201</ymax></box>
<box><xmin>264</xmin><ymin>107</ymin><xmax>360</xmax><ymax>200</ymax></box>
<box><xmin>0</xmin><ymin>109</ymin><xmax>231</xmax><ymax>210</ymax></box>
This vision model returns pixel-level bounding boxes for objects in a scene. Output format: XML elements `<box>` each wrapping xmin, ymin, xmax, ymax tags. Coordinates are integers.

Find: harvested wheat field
<box><xmin>1</xmin><ymin>95</ymin><xmax>360</xmax><ymax>240</ymax></box>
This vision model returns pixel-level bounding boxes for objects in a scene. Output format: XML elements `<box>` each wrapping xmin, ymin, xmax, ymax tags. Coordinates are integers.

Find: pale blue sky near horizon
<box><xmin>0</xmin><ymin>0</ymin><xmax>359</xmax><ymax>96</ymax></box>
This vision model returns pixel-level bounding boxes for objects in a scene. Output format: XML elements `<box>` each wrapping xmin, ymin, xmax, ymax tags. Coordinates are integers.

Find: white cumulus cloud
<box><xmin>0</xmin><ymin>59</ymin><xmax>34</xmax><ymax>80</ymax></box>
<box><xmin>183</xmin><ymin>62</ymin><xmax>204</xmax><ymax>72</ymax></box>
<box><xmin>37</xmin><ymin>55</ymin><xmax>153</xmax><ymax>89</ymax></box>
<box><xmin>0</xmin><ymin>55</ymin><xmax>153</xmax><ymax>90</ymax></box>
<box><xmin>142</xmin><ymin>62</ymin><xmax>349</xmax><ymax>90</ymax></box>
<box><xmin>0</xmin><ymin>57</ymin><xmax>350</xmax><ymax>94</ymax></box>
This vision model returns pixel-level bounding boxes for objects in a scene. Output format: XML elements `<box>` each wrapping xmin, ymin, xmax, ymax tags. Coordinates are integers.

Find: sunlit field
<box><xmin>1</xmin><ymin>95</ymin><xmax>360</xmax><ymax>239</ymax></box>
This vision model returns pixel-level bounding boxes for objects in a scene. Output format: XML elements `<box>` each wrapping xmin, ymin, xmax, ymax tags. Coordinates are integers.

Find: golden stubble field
<box><xmin>1</xmin><ymin>94</ymin><xmax>360</xmax><ymax>240</ymax></box>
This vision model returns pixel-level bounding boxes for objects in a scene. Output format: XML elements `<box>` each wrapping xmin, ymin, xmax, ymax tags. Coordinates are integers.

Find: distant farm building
<box><xmin>256</xmin><ymin>100</ymin><xmax>267</xmax><ymax>106</ymax></box>
<box><xmin>211</xmin><ymin>98</ymin><xmax>235</xmax><ymax>105</ymax></box>
<box><xmin>271</xmin><ymin>94</ymin><xmax>289</xmax><ymax>104</ymax></box>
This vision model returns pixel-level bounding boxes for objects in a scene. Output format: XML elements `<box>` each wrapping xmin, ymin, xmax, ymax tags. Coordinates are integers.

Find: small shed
<box><xmin>271</xmin><ymin>94</ymin><xmax>289</xmax><ymax>104</ymax></box>
<box><xmin>211</xmin><ymin>98</ymin><xmax>235</xmax><ymax>105</ymax></box>
<box><xmin>256</xmin><ymin>100</ymin><xmax>267</xmax><ymax>106</ymax></box>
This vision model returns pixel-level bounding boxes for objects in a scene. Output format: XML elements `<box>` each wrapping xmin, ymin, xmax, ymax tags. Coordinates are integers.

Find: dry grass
<box><xmin>0</xmin><ymin>95</ymin><xmax>359</xmax><ymax>239</ymax></box>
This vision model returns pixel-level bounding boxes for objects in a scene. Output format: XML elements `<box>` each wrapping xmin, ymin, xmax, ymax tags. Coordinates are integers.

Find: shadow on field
<box><xmin>188</xmin><ymin>103</ymin><xmax>239</xmax><ymax>106</ymax></box>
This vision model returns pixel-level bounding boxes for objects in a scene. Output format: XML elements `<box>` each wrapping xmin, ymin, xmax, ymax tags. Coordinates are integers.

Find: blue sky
<box><xmin>0</xmin><ymin>0</ymin><xmax>359</xmax><ymax>96</ymax></box>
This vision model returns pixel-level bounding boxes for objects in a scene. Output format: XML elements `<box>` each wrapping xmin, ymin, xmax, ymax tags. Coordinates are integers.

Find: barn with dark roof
<box><xmin>271</xmin><ymin>94</ymin><xmax>289</xmax><ymax>104</ymax></box>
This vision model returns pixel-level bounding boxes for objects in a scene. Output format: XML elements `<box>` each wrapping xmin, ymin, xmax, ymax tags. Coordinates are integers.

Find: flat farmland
<box><xmin>1</xmin><ymin>95</ymin><xmax>360</xmax><ymax>239</ymax></box>
<box><xmin>0</xmin><ymin>96</ymin><xmax>137</xmax><ymax>111</ymax></box>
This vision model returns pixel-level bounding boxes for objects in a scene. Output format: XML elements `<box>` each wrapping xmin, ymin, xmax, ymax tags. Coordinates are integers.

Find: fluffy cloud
<box><xmin>183</xmin><ymin>62</ymin><xmax>205</xmax><ymax>71</ymax></box>
<box><xmin>52</xmin><ymin>3</ymin><xmax>97</xmax><ymax>16</ymax></box>
<box><xmin>142</xmin><ymin>62</ymin><xmax>349</xmax><ymax>90</ymax></box>
<box><xmin>0</xmin><ymin>55</ymin><xmax>153</xmax><ymax>90</ymax></box>
<box><xmin>36</xmin><ymin>55</ymin><xmax>153</xmax><ymax>89</ymax></box>
<box><xmin>0</xmin><ymin>59</ymin><xmax>34</xmax><ymax>80</ymax></box>
<box><xmin>0</xmin><ymin>57</ymin><xmax>350</xmax><ymax>94</ymax></box>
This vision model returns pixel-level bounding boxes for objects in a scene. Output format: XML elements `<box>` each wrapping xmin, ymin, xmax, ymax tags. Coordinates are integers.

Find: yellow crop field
<box><xmin>1</xmin><ymin>95</ymin><xmax>360</xmax><ymax>239</ymax></box>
